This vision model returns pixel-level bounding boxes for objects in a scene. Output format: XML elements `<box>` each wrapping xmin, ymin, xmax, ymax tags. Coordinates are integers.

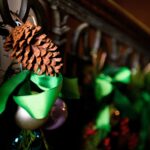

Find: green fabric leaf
<box><xmin>113</xmin><ymin>67</ymin><xmax>131</xmax><ymax>84</ymax></box>
<box><xmin>95</xmin><ymin>106</ymin><xmax>111</xmax><ymax>132</ymax></box>
<box><xmin>95</xmin><ymin>74</ymin><xmax>113</xmax><ymax>101</ymax></box>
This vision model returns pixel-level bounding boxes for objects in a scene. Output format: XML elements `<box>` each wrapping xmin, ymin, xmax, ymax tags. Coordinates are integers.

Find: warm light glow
<box><xmin>114</xmin><ymin>110</ymin><xmax>120</xmax><ymax>116</ymax></box>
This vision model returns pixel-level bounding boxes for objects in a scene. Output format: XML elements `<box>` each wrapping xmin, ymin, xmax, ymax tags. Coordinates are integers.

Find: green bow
<box><xmin>0</xmin><ymin>70</ymin><xmax>62</xmax><ymax>119</ymax></box>
<box><xmin>95</xmin><ymin>67</ymin><xmax>131</xmax><ymax>101</ymax></box>
<box><xmin>95</xmin><ymin>67</ymin><xmax>131</xmax><ymax>132</ymax></box>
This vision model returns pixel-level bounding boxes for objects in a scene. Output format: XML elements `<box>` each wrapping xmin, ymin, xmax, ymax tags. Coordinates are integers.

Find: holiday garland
<box><xmin>82</xmin><ymin>65</ymin><xmax>150</xmax><ymax>150</ymax></box>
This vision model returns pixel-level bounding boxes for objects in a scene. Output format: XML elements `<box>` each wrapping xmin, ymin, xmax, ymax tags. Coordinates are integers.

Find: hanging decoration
<box><xmin>0</xmin><ymin>16</ymin><xmax>65</xmax><ymax>149</ymax></box>
<box><xmin>0</xmin><ymin>11</ymin><xmax>83</xmax><ymax>148</ymax></box>
<box><xmin>0</xmin><ymin>13</ymin><xmax>83</xmax><ymax>150</ymax></box>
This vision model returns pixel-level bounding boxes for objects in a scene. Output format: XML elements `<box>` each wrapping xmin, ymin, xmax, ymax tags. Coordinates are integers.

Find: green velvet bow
<box><xmin>0</xmin><ymin>70</ymin><xmax>62</xmax><ymax>119</ymax></box>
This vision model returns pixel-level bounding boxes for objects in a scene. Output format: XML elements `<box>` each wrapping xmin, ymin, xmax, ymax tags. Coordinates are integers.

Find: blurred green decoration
<box><xmin>95</xmin><ymin>106</ymin><xmax>111</xmax><ymax>139</ymax></box>
<box><xmin>95</xmin><ymin>66</ymin><xmax>131</xmax><ymax>101</ymax></box>
<box><xmin>95</xmin><ymin>74</ymin><xmax>113</xmax><ymax>100</ymax></box>
<box><xmin>94</xmin><ymin>66</ymin><xmax>132</xmax><ymax>117</ymax></box>
<box><xmin>130</xmin><ymin>68</ymin><xmax>150</xmax><ymax>150</ymax></box>
<box><xmin>82</xmin><ymin>65</ymin><xmax>150</xmax><ymax>150</ymax></box>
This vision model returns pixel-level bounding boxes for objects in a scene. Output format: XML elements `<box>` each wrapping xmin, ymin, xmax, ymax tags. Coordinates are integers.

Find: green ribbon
<box><xmin>96</xmin><ymin>106</ymin><xmax>111</xmax><ymax>133</ymax></box>
<box><xmin>95</xmin><ymin>66</ymin><xmax>131</xmax><ymax>101</ymax></box>
<box><xmin>0</xmin><ymin>70</ymin><xmax>63</xmax><ymax>119</ymax></box>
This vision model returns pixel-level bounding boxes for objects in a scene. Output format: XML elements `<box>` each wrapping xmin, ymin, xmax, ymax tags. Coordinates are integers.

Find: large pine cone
<box><xmin>3</xmin><ymin>21</ymin><xmax>63</xmax><ymax>76</ymax></box>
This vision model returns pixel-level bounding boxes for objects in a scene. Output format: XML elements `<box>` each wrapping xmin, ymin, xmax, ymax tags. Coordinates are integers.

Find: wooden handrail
<box><xmin>48</xmin><ymin>0</ymin><xmax>150</xmax><ymax>56</ymax></box>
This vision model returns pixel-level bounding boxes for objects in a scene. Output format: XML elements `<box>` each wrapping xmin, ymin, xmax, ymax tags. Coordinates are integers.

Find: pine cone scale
<box><xmin>19</xmin><ymin>40</ymin><xmax>26</xmax><ymax>48</ymax></box>
<box><xmin>36</xmin><ymin>57</ymin><xmax>42</xmax><ymax>65</ymax></box>
<box><xmin>28</xmin><ymin>55</ymin><xmax>35</xmax><ymax>64</ymax></box>
<box><xmin>33</xmin><ymin>63</ymin><xmax>39</xmax><ymax>72</ymax></box>
<box><xmin>40</xmin><ymin>48</ymin><xmax>47</xmax><ymax>57</ymax></box>
<box><xmin>32</xmin><ymin>45</ymin><xmax>40</xmax><ymax>57</ymax></box>
<box><xmin>24</xmin><ymin>46</ymin><xmax>30</xmax><ymax>57</ymax></box>
<box><xmin>16</xmin><ymin>48</ymin><xmax>23</xmax><ymax>57</ymax></box>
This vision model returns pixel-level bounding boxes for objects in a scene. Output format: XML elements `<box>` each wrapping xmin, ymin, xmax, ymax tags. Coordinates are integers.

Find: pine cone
<box><xmin>3</xmin><ymin>21</ymin><xmax>63</xmax><ymax>76</ymax></box>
